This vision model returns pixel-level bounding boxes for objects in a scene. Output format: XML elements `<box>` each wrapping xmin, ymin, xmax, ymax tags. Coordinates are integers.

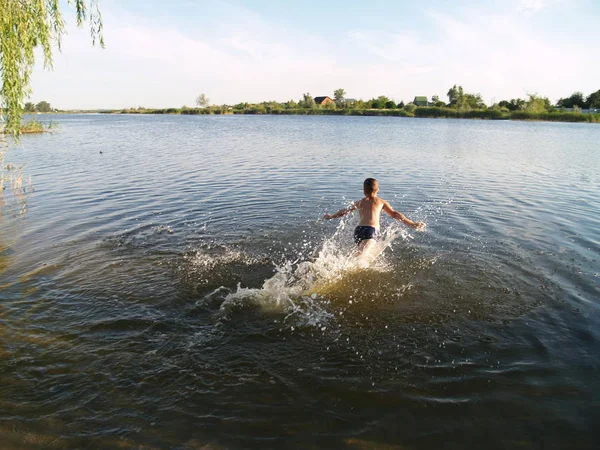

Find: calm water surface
<box><xmin>1</xmin><ymin>114</ymin><xmax>599</xmax><ymax>449</ymax></box>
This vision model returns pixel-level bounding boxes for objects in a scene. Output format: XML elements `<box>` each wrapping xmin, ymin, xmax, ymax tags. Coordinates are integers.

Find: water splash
<box><xmin>186</xmin><ymin>246</ymin><xmax>261</xmax><ymax>271</ymax></box>
<box><xmin>217</xmin><ymin>221</ymin><xmax>413</xmax><ymax>327</ymax></box>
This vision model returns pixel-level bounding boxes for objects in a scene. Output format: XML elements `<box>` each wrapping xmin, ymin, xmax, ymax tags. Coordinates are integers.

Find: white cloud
<box><xmin>28</xmin><ymin>2</ymin><xmax>599</xmax><ymax>109</ymax></box>
<box><xmin>345</xmin><ymin>7</ymin><xmax>595</xmax><ymax>103</ymax></box>
<box><xmin>517</xmin><ymin>0</ymin><xmax>547</xmax><ymax>12</ymax></box>
<box><xmin>516</xmin><ymin>0</ymin><xmax>566</xmax><ymax>13</ymax></box>
<box><xmin>31</xmin><ymin>4</ymin><xmax>345</xmax><ymax>108</ymax></box>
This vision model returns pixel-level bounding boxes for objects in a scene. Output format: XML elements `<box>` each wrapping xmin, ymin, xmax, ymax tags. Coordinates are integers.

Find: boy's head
<box><xmin>363</xmin><ymin>178</ymin><xmax>379</xmax><ymax>195</ymax></box>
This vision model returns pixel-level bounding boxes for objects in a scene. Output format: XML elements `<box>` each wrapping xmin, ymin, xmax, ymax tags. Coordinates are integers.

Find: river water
<box><xmin>1</xmin><ymin>114</ymin><xmax>599</xmax><ymax>449</ymax></box>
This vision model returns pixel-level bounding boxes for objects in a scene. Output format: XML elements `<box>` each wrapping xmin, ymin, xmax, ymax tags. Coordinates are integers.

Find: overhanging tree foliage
<box><xmin>0</xmin><ymin>0</ymin><xmax>103</xmax><ymax>134</ymax></box>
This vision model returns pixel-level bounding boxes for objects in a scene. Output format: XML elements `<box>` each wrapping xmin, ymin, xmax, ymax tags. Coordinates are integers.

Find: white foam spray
<box><xmin>218</xmin><ymin>219</ymin><xmax>413</xmax><ymax>327</ymax></box>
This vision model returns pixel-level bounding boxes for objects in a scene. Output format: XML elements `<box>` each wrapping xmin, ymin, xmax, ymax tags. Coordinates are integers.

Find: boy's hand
<box><xmin>413</xmin><ymin>222</ymin><xmax>426</xmax><ymax>231</ymax></box>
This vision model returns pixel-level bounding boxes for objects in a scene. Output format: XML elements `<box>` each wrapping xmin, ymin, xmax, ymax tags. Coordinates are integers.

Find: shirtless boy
<box><xmin>323</xmin><ymin>178</ymin><xmax>425</xmax><ymax>252</ymax></box>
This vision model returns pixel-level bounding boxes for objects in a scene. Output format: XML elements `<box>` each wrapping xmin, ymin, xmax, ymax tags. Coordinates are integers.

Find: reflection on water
<box><xmin>0</xmin><ymin>115</ymin><xmax>599</xmax><ymax>449</ymax></box>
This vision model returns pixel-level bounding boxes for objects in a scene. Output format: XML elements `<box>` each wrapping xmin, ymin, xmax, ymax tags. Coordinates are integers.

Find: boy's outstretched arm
<box><xmin>383</xmin><ymin>201</ymin><xmax>426</xmax><ymax>230</ymax></box>
<box><xmin>323</xmin><ymin>202</ymin><xmax>358</xmax><ymax>220</ymax></box>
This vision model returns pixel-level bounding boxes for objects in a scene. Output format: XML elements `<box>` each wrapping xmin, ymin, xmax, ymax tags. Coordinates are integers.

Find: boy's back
<box><xmin>356</xmin><ymin>196</ymin><xmax>386</xmax><ymax>229</ymax></box>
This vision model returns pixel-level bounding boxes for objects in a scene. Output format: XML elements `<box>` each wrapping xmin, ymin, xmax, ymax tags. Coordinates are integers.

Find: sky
<box><xmin>29</xmin><ymin>0</ymin><xmax>600</xmax><ymax>109</ymax></box>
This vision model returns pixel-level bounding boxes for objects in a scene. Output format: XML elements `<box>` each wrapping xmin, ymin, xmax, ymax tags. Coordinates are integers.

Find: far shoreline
<box><xmin>30</xmin><ymin>107</ymin><xmax>600</xmax><ymax>124</ymax></box>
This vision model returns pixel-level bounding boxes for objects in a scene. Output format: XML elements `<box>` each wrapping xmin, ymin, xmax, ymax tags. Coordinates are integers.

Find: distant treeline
<box><xmin>24</xmin><ymin>101</ymin><xmax>53</xmax><ymax>113</ymax></box>
<box><xmin>106</xmin><ymin>85</ymin><xmax>600</xmax><ymax>123</ymax></box>
<box><xmin>112</xmin><ymin>106</ymin><xmax>599</xmax><ymax>123</ymax></box>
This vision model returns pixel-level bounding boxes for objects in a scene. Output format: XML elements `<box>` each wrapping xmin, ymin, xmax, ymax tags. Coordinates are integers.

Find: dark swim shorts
<box><xmin>354</xmin><ymin>226</ymin><xmax>379</xmax><ymax>244</ymax></box>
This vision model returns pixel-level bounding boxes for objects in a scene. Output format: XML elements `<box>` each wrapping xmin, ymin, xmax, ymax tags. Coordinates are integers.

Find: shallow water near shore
<box><xmin>1</xmin><ymin>114</ymin><xmax>599</xmax><ymax>449</ymax></box>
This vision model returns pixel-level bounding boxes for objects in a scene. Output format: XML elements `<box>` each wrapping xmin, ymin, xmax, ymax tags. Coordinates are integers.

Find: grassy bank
<box><xmin>104</xmin><ymin>107</ymin><xmax>600</xmax><ymax>123</ymax></box>
<box><xmin>2</xmin><ymin>118</ymin><xmax>58</xmax><ymax>134</ymax></box>
<box><xmin>415</xmin><ymin>107</ymin><xmax>599</xmax><ymax>122</ymax></box>
<box><xmin>509</xmin><ymin>111</ymin><xmax>598</xmax><ymax>122</ymax></box>
<box><xmin>414</xmin><ymin>107</ymin><xmax>508</xmax><ymax>120</ymax></box>
<box><xmin>235</xmin><ymin>108</ymin><xmax>412</xmax><ymax>117</ymax></box>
